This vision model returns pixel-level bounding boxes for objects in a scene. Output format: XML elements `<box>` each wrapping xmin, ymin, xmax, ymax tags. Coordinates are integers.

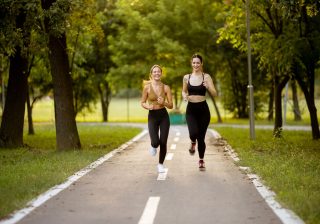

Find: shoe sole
<box><xmin>199</xmin><ymin>167</ymin><xmax>206</xmax><ymax>171</ymax></box>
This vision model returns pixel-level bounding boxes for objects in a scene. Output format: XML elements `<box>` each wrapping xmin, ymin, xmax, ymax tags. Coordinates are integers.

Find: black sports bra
<box><xmin>187</xmin><ymin>74</ymin><xmax>206</xmax><ymax>96</ymax></box>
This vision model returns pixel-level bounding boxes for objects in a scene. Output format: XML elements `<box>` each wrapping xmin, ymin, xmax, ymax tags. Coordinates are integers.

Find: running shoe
<box><xmin>149</xmin><ymin>147</ymin><xmax>157</xmax><ymax>156</ymax></box>
<box><xmin>157</xmin><ymin>164</ymin><xmax>166</xmax><ymax>173</ymax></box>
<box><xmin>199</xmin><ymin>160</ymin><xmax>205</xmax><ymax>171</ymax></box>
<box><xmin>189</xmin><ymin>142</ymin><xmax>196</xmax><ymax>155</ymax></box>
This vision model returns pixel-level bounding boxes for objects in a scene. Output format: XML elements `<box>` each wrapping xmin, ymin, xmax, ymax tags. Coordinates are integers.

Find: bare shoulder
<box><xmin>204</xmin><ymin>73</ymin><xmax>212</xmax><ymax>80</ymax></box>
<box><xmin>143</xmin><ymin>83</ymin><xmax>151</xmax><ymax>91</ymax></box>
<box><xmin>183</xmin><ymin>74</ymin><xmax>189</xmax><ymax>82</ymax></box>
<box><xmin>164</xmin><ymin>84</ymin><xmax>171</xmax><ymax>92</ymax></box>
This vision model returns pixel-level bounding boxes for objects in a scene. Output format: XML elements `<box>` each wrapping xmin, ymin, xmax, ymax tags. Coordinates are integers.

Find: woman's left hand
<box><xmin>157</xmin><ymin>96</ymin><xmax>165</xmax><ymax>105</ymax></box>
<box><xmin>203</xmin><ymin>80</ymin><xmax>208</xmax><ymax>89</ymax></box>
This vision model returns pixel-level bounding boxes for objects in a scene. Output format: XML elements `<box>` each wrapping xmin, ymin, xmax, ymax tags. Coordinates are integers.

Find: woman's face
<box><xmin>151</xmin><ymin>66</ymin><xmax>162</xmax><ymax>81</ymax></box>
<box><xmin>192</xmin><ymin>58</ymin><xmax>202</xmax><ymax>72</ymax></box>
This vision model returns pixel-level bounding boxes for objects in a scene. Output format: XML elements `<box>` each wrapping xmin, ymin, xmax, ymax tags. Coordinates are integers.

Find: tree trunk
<box><xmin>48</xmin><ymin>34</ymin><xmax>81</xmax><ymax>150</ymax></box>
<box><xmin>273</xmin><ymin>75</ymin><xmax>290</xmax><ymax>138</ymax></box>
<box><xmin>268</xmin><ymin>81</ymin><xmax>274</xmax><ymax>121</ymax></box>
<box><xmin>26</xmin><ymin>87</ymin><xmax>35</xmax><ymax>135</ymax></box>
<box><xmin>26</xmin><ymin>55</ymin><xmax>35</xmax><ymax>135</ymax></box>
<box><xmin>304</xmin><ymin>94</ymin><xmax>320</xmax><ymax>139</ymax></box>
<box><xmin>0</xmin><ymin>11</ymin><xmax>29</xmax><ymax>148</ymax></box>
<box><xmin>296</xmin><ymin>4</ymin><xmax>320</xmax><ymax>139</ymax></box>
<box><xmin>42</xmin><ymin>0</ymin><xmax>81</xmax><ymax>150</ymax></box>
<box><xmin>104</xmin><ymin>82</ymin><xmax>112</xmax><ymax>121</ymax></box>
<box><xmin>98</xmin><ymin>84</ymin><xmax>107</xmax><ymax>122</ymax></box>
<box><xmin>97</xmin><ymin>81</ymin><xmax>112</xmax><ymax>122</ymax></box>
<box><xmin>291</xmin><ymin>80</ymin><xmax>301</xmax><ymax>121</ymax></box>
<box><xmin>296</xmin><ymin>72</ymin><xmax>320</xmax><ymax>140</ymax></box>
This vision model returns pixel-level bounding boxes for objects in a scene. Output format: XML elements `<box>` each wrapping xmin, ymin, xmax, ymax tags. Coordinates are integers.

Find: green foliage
<box><xmin>215</xmin><ymin>127</ymin><xmax>320</xmax><ymax>224</ymax></box>
<box><xmin>0</xmin><ymin>0</ymin><xmax>39</xmax><ymax>56</ymax></box>
<box><xmin>0</xmin><ymin>124</ymin><xmax>141</xmax><ymax>219</ymax></box>
<box><xmin>108</xmin><ymin>0</ymin><xmax>222</xmax><ymax>98</ymax></box>
<box><xmin>42</xmin><ymin>0</ymin><xmax>72</xmax><ymax>36</ymax></box>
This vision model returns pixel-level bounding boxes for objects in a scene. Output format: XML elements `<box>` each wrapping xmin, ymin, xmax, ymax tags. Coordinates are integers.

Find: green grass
<box><xmin>213</xmin><ymin>127</ymin><xmax>320</xmax><ymax>224</ymax></box>
<box><xmin>31</xmin><ymin>97</ymin><xmax>320</xmax><ymax>124</ymax></box>
<box><xmin>0</xmin><ymin>124</ymin><xmax>141</xmax><ymax>219</ymax></box>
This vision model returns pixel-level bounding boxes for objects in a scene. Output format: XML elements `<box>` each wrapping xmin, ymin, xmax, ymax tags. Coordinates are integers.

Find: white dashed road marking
<box><xmin>138</xmin><ymin>197</ymin><xmax>160</xmax><ymax>224</ymax></box>
<box><xmin>165</xmin><ymin>153</ymin><xmax>174</xmax><ymax>160</ymax></box>
<box><xmin>170</xmin><ymin>144</ymin><xmax>176</xmax><ymax>150</ymax></box>
<box><xmin>157</xmin><ymin>168</ymin><xmax>168</xmax><ymax>181</ymax></box>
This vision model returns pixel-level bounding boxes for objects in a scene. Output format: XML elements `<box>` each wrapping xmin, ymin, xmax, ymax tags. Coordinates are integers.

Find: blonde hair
<box><xmin>150</xmin><ymin>64</ymin><xmax>162</xmax><ymax>74</ymax></box>
<box><xmin>143</xmin><ymin>64</ymin><xmax>162</xmax><ymax>86</ymax></box>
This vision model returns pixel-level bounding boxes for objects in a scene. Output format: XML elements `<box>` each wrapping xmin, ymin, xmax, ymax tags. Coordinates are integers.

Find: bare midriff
<box><xmin>188</xmin><ymin>95</ymin><xmax>206</xmax><ymax>103</ymax></box>
<box><xmin>151</xmin><ymin>105</ymin><xmax>165</xmax><ymax>110</ymax></box>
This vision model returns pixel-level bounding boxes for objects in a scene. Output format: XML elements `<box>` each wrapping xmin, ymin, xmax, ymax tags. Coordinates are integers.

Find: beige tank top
<box><xmin>147</xmin><ymin>83</ymin><xmax>166</xmax><ymax>106</ymax></box>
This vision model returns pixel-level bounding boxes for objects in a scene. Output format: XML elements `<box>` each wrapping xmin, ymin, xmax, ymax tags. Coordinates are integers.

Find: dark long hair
<box><xmin>191</xmin><ymin>53</ymin><xmax>203</xmax><ymax>64</ymax></box>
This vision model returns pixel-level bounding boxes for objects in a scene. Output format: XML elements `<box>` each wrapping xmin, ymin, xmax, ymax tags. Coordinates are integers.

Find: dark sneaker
<box><xmin>199</xmin><ymin>160</ymin><xmax>205</xmax><ymax>171</ymax></box>
<box><xmin>189</xmin><ymin>142</ymin><xmax>196</xmax><ymax>155</ymax></box>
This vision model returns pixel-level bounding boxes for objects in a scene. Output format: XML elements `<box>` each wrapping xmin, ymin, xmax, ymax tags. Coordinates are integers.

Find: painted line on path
<box><xmin>157</xmin><ymin>168</ymin><xmax>168</xmax><ymax>181</ymax></box>
<box><xmin>165</xmin><ymin>153</ymin><xmax>174</xmax><ymax>160</ymax></box>
<box><xmin>170</xmin><ymin>144</ymin><xmax>176</xmax><ymax>150</ymax></box>
<box><xmin>138</xmin><ymin>197</ymin><xmax>160</xmax><ymax>224</ymax></box>
<box><xmin>0</xmin><ymin>129</ymin><xmax>149</xmax><ymax>224</ymax></box>
<box><xmin>173</xmin><ymin>137</ymin><xmax>179</xmax><ymax>142</ymax></box>
<box><xmin>209</xmin><ymin>129</ymin><xmax>304</xmax><ymax>224</ymax></box>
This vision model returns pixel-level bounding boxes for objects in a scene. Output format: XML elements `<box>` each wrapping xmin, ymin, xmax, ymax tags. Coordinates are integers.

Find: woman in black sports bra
<box><xmin>182</xmin><ymin>54</ymin><xmax>217</xmax><ymax>170</ymax></box>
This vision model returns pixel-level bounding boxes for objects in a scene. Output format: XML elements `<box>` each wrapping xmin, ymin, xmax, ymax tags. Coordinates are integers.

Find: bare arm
<box><xmin>164</xmin><ymin>85</ymin><xmax>173</xmax><ymax>109</ymax></box>
<box><xmin>182</xmin><ymin>75</ymin><xmax>189</xmax><ymax>101</ymax></box>
<box><xmin>204</xmin><ymin>74</ymin><xmax>217</xmax><ymax>97</ymax></box>
<box><xmin>140</xmin><ymin>85</ymin><xmax>153</xmax><ymax>110</ymax></box>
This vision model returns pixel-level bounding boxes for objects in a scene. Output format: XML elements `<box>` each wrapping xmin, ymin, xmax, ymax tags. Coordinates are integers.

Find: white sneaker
<box><xmin>157</xmin><ymin>164</ymin><xmax>166</xmax><ymax>173</ymax></box>
<box><xmin>149</xmin><ymin>147</ymin><xmax>157</xmax><ymax>156</ymax></box>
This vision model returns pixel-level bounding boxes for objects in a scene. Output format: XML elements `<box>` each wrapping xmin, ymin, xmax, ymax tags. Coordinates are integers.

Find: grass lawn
<box><xmin>31</xmin><ymin>97</ymin><xmax>320</xmax><ymax>125</ymax></box>
<box><xmin>213</xmin><ymin>126</ymin><xmax>320</xmax><ymax>224</ymax></box>
<box><xmin>0</xmin><ymin>124</ymin><xmax>142</xmax><ymax>219</ymax></box>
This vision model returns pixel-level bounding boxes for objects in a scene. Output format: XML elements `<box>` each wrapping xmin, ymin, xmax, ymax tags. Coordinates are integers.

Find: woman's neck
<box><xmin>192</xmin><ymin>71</ymin><xmax>202</xmax><ymax>76</ymax></box>
<box><xmin>152</xmin><ymin>80</ymin><xmax>162</xmax><ymax>85</ymax></box>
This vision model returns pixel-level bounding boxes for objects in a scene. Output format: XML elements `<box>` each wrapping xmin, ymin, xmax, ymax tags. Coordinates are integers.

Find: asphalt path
<box><xmin>11</xmin><ymin>124</ymin><xmax>290</xmax><ymax>224</ymax></box>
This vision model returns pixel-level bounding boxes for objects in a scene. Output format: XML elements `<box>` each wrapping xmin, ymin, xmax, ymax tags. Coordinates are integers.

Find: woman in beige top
<box><xmin>141</xmin><ymin>65</ymin><xmax>173</xmax><ymax>173</ymax></box>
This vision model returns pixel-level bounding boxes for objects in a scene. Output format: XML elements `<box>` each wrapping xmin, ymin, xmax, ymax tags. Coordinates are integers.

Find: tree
<box><xmin>0</xmin><ymin>1</ymin><xmax>35</xmax><ymax>147</ymax></box>
<box><xmin>84</xmin><ymin>0</ymin><xmax>117</xmax><ymax>122</ymax></box>
<box><xmin>109</xmin><ymin>0</ymin><xmax>223</xmax><ymax>119</ymax></box>
<box><xmin>277</xmin><ymin>0</ymin><xmax>320</xmax><ymax>139</ymax></box>
<box><xmin>41</xmin><ymin>0</ymin><xmax>81</xmax><ymax>150</ymax></box>
<box><xmin>217</xmin><ymin>0</ymin><xmax>318</xmax><ymax>137</ymax></box>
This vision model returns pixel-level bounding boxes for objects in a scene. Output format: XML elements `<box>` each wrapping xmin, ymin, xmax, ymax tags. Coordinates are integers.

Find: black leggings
<box><xmin>186</xmin><ymin>101</ymin><xmax>210</xmax><ymax>159</ymax></box>
<box><xmin>148</xmin><ymin>108</ymin><xmax>170</xmax><ymax>164</ymax></box>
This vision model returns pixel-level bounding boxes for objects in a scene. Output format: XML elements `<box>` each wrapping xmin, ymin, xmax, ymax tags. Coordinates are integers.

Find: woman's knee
<box><xmin>151</xmin><ymin>139</ymin><xmax>160</xmax><ymax>148</ymax></box>
<box><xmin>189</xmin><ymin>133</ymin><xmax>197</xmax><ymax>141</ymax></box>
